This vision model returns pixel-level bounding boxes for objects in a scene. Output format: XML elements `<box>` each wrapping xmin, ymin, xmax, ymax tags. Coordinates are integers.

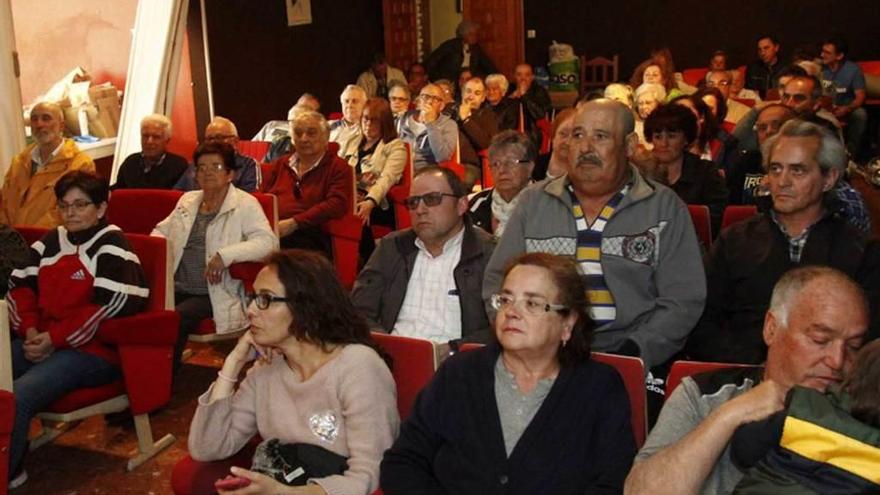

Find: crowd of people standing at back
<box><xmin>2</xmin><ymin>19</ymin><xmax>880</xmax><ymax>494</ymax></box>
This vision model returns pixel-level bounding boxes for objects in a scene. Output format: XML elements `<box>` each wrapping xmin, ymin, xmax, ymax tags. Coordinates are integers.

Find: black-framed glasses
<box><xmin>417</xmin><ymin>93</ymin><xmax>443</xmax><ymax>103</ymax></box>
<box><xmin>246</xmin><ymin>293</ymin><xmax>290</xmax><ymax>310</ymax></box>
<box><xmin>404</xmin><ymin>192</ymin><xmax>460</xmax><ymax>210</ymax></box>
<box><xmin>56</xmin><ymin>200</ymin><xmax>94</xmax><ymax>213</ymax></box>
<box><xmin>490</xmin><ymin>293</ymin><xmax>568</xmax><ymax>316</ymax></box>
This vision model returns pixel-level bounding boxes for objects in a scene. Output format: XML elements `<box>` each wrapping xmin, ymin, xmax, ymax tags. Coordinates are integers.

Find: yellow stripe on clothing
<box><xmin>576</xmin><ymin>247</ymin><xmax>601</xmax><ymax>260</ymax></box>
<box><xmin>781</xmin><ymin>416</ymin><xmax>880</xmax><ymax>483</ymax></box>
<box><xmin>587</xmin><ymin>289</ymin><xmax>614</xmax><ymax>305</ymax></box>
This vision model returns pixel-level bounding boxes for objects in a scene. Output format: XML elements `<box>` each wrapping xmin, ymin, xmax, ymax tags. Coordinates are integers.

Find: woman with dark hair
<box><xmin>693</xmin><ymin>87</ymin><xmax>740</xmax><ymax>173</ymax></box>
<box><xmin>381</xmin><ymin>252</ymin><xmax>635</xmax><ymax>494</ymax></box>
<box><xmin>188</xmin><ymin>249</ymin><xmax>399</xmax><ymax>495</ymax></box>
<box><xmin>671</xmin><ymin>94</ymin><xmax>714</xmax><ymax>158</ymax></box>
<box><xmin>153</xmin><ymin>142</ymin><xmax>277</xmax><ymax>371</ymax></box>
<box><xmin>6</xmin><ymin>170</ymin><xmax>149</xmax><ymax>488</ymax></box>
<box><xmin>645</xmin><ymin>104</ymin><xmax>728</xmax><ymax>234</ymax></box>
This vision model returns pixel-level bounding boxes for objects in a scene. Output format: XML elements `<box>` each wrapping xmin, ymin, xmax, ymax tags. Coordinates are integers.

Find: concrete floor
<box><xmin>13</xmin><ymin>343</ymin><xmax>229</xmax><ymax>495</ymax></box>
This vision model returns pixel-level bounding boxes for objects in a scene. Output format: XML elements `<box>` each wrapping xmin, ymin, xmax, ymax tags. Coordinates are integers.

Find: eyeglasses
<box><xmin>404</xmin><ymin>192</ymin><xmax>460</xmax><ymax>209</ymax></box>
<box><xmin>417</xmin><ymin>94</ymin><xmax>443</xmax><ymax>103</ymax></box>
<box><xmin>56</xmin><ymin>200</ymin><xmax>94</xmax><ymax>213</ymax></box>
<box><xmin>195</xmin><ymin>163</ymin><xmax>227</xmax><ymax>174</ymax></box>
<box><xmin>707</xmin><ymin>80</ymin><xmax>731</xmax><ymax>87</ymax></box>
<box><xmin>246</xmin><ymin>293</ymin><xmax>290</xmax><ymax>310</ymax></box>
<box><xmin>489</xmin><ymin>159</ymin><xmax>531</xmax><ymax>170</ymax></box>
<box><xmin>389</xmin><ymin>96</ymin><xmax>410</xmax><ymax>103</ymax></box>
<box><xmin>490</xmin><ymin>293</ymin><xmax>568</xmax><ymax>316</ymax></box>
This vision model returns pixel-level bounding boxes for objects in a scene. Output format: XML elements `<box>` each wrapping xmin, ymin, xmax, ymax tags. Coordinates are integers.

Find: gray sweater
<box><xmin>483</xmin><ymin>167</ymin><xmax>706</xmax><ymax>369</ymax></box>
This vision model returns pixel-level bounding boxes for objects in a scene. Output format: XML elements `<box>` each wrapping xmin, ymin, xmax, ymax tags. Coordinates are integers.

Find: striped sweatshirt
<box><xmin>7</xmin><ymin>221</ymin><xmax>149</xmax><ymax>364</ymax></box>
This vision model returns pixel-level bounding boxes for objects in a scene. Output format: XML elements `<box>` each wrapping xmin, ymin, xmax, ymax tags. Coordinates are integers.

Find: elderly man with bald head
<box><xmin>114</xmin><ymin>113</ymin><xmax>188</xmax><ymax>189</ymax></box>
<box><xmin>1</xmin><ymin>101</ymin><xmax>95</xmax><ymax>227</ymax></box>
<box><xmin>483</xmin><ymin>98</ymin><xmax>705</xmax><ymax>371</ymax></box>
<box><xmin>174</xmin><ymin>116</ymin><xmax>260</xmax><ymax>192</ymax></box>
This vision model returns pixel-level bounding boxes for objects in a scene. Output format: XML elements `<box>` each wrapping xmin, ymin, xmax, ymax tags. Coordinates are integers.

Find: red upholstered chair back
<box><xmin>591</xmin><ymin>352</ymin><xmax>647</xmax><ymax>448</ymax></box>
<box><xmin>385</xmin><ymin>142</ymin><xmax>413</xmax><ymax>230</ymax></box>
<box><xmin>480</xmin><ymin>150</ymin><xmax>493</xmax><ymax>189</ymax></box>
<box><xmin>108</xmin><ymin>189</ymin><xmax>184</xmax><ymax>234</ymax></box>
<box><xmin>536</xmin><ymin>117</ymin><xmax>552</xmax><ymax>155</ymax></box>
<box><xmin>236</xmin><ymin>140</ymin><xmax>270</xmax><ymax>163</ymax></box>
<box><xmin>15</xmin><ymin>226</ymin><xmax>48</xmax><ymax>245</ymax></box>
<box><xmin>687</xmin><ymin>204</ymin><xmax>712</xmax><ymax>251</ymax></box>
<box><xmin>682</xmin><ymin>68</ymin><xmax>709</xmax><ymax>87</ymax></box>
<box><xmin>125</xmin><ymin>233</ymin><xmax>171</xmax><ymax>312</ymax></box>
<box><xmin>721</xmin><ymin>205</ymin><xmax>758</xmax><ymax>231</ymax></box>
<box><xmin>371</xmin><ymin>333</ymin><xmax>436</xmax><ymax>420</ymax></box>
<box><xmin>666</xmin><ymin>360</ymin><xmax>758</xmax><ymax>400</ymax></box>
<box><xmin>250</xmin><ymin>192</ymin><xmax>278</xmax><ymax>231</ymax></box>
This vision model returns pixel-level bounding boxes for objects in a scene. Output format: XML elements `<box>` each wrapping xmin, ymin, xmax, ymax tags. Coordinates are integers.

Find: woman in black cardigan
<box><xmin>380</xmin><ymin>252</ymin><xmax>636</xmax><ymax>494</ymax></box>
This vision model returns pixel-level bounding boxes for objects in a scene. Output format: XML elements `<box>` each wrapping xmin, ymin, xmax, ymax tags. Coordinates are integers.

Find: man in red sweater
<box><xmin>261</xmin><ymin>110</ymin><xmax>353</xmax><ymax>256</ymax></box>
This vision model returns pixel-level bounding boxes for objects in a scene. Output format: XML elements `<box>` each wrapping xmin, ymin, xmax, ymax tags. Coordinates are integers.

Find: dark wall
<box><xmin>205</xmin><ymin>0</ymin><xmax>384</xmax><ymax>137</ymax></box>
<box><xmin>523</xmin><ymin>0</ymin><xmax>880</xmax><ymax>84</ymax></box>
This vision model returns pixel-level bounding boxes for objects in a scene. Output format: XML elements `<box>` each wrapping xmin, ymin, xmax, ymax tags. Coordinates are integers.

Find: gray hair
<box><xmin>705</xmin><ymin>69</ymin><xmax>732</xmax><ymax>83</ymax></box>
<box><xmin>32</xmin><ymin>101</ymin><xmax>64</xmax><ymax>122</ymax></box>
<box><xmin>456</xmin><ymin>20</ymin><xmax>479</xmax><ymax>38</ymax></box>
<box><xmin>388</xmin><ymin>81</ymin><xmax>411</xmax><ymax>99</ymax></box>
<box><xmin>485</xmin><ymin>73</ymin><xmax>509</xmax><ymax>94</ymax></box>
<box><xmin>769</xmin><ymin>265</ymin><xmax>865</xmax><ymax>327</ymax></box>
<box><xmin>634</xmin><ymin>82</ymin><xmax>666</xmax><ymax>103</ymax></box>
<box><xmin>287</xmin><ymin>103</ymin><xmax>313</xmax><ymax>121</ymax></box>
<box><xmin>761</xmin><ymin>119</ymin><xmax>847</xmax><ymax>175</ymax></box>
<box><xmin>488</xmin><ymin>129</ymin><xmax>536</xmax><ymax>163</ymax></box>
<box><xmin>340</xmin><ymin>84</ymin><xmax>367</xmax><ymax>101</ymax></box>
<box><xmin>290</xmin><ymin>110</ymin><xmax>330</xmax><ymax>137</ymax></box>
<box><xmin>604</xmin><ymin>83</ymin><xmax>634</xmax><ymax>106</ymax></box>
<box><xmin>141</xmin><ymin>114</ymin><xmax>172</xmax><ymax>139</ymax></box>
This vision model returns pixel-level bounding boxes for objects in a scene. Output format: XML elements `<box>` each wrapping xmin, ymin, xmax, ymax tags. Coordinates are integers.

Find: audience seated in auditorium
<box><xmin>0</xmin><ymin>223</ymin><xmax>28</xmax><ymax>298</ymax></box>
<box><xmin>709</xmin><ymin>50</ymin><xmax>728</xmax><ymax>71</ymax></box>
<box><xmin>727</xmin><ymin>103</ymin><xmax>795</xmax><ymax>205</ymax></box>
<box><xmin>114</xmin><ymin>114</ymin><xmax>188</xmax><ymax>190</ymax></box>
<box><xmin>704</xmin><ymin>69</ymin><xmax>751</xmax><ymax>125</ymax></box>
<box><xmin>387</xmin><ymin>82</ymin><xmax>411</xmax><ymax>132</ymax></box>
<box><xmin>425</xmin><ymin>20</ymin><xmax>497</xmax><ymax>82</ymax></box>
<box><xmin>455</xmin><ymin>77</ymin><xmax>499</xmax><ymax>172</ymax></box>
<box><xmin>672</xmin><ymin>94</ymin><xmax>722</xmax><ymax>164</ymax></box>
<box><xmin>631</xmin><ymin>58</ymin><xmax>682</xmax><ymax>103</ymax></box>
<box><xmin>693</xmin><ymin>87</ymin><xmax>741</xmax><ymax>172</ymax></box>
<box><xmin>483</xmin><ymin>99</ymin><xmax>706</xmax><ymax>373</ymax></box>
<box><xmin>351</xmin><ymin>97</ymin><xmax>407</xmax><ymax>258</ymax></box>
<box><xmin>730</xmin><ymin>338</ymin><xmax>880</xmax><ymax>494</ymax></box>
<box><xmin>330</xmin><ymin>85</ymin><xmax>367</xmax><ymax>160</ymax></box>
<box><xmin>508</xmin><ymin>63</ymin><xmax>553</xmax><ymax>149</ymax></box>
<box><xmin>627</xmin><ymin>266</ymin><xmax>871</xmax><ymax>494</ymax></box>
<box><xmin>469</xmin><ymin>131</ymin><xmax>535</xmax><ymax>237</ymax></box>
<box><xmin>634</xmin><ymin>83</ymin><xmax>666</xmax><ymax>145</ymax></box>
<box><xmin>532</xmin><ymin>108</ymin><xmax>575</xmax><ymax>181</ymax></box>
<box><xmin>252</xmin><ymin>93</ymin><xmax>320</xmax><ymax>143</ymax></box>
<box><xmin>687</xmin><ymin>119</ymin><xmax>879</xmax><ymax>365</ymax></box>
<box><xmin>260</xmin><ymin>102</ymin><xmax>314</xmax><ymax>164</ymax></box>
<box><xmin>187</xmin><ymin>250</ymin><xmax>398</xmax><ymax>495</ymax></box>
<box><xmin>644</xmin><ymin>104</ymin><xmax>728</xmax><ymax>234</ymax></box>
<box><xmin>351</xmin><ymin>166</ymin><xmax>494</xmax><ymax>346</ymax></box>
<box><xmin>821</xmin><ymin>37</ymin><xmax>868</xmax><ymax>157</ymax></box>
<box><xmin>174</xmin><ymin>116</ymin><xmax>261</xmax><ymax>192</ymax></box>
<box><xmin>381</xmin><ymin>252</ymin><xmax>636</xmax><ymax>494</ymax></box>
<box><xmin>397</xmin><ymin>84</ymin><xmax>458</xmax><ymax>170</ymax></box>
<box><xmin>604</xmin><ymin>83</ymin><xmax>635</xmax><ymax>109</ymax></box>
<box><xmin>433</xmin><ymin>79</ymin><xmax>457</xmax><ymax>118</ymax></box>
<box><xmin>152</xmin><ymin>142</ymin><xmax>277</xmax><ymax>372</ymax></box>
<box><xmin>1</xmin><ymin>101</ymin><xmax>95</xmax><ymax>228</ymax></box>
<box><xmin>406</xmin><ymin>62</ymin><xmax>428</xmax><ymax>96</ymax></box>
<box><xmin>6</xmin><ymin>171</ymin><xmax>148</xmax><ymax>489</ymax></box>
<box><xmin>730</xmin><ymin>69</ymin><xmax>762</xmax><ymax>102</ymax></box>
<box><xmin>745</xmin><ymin>34</ymin><xmax>787</xmax><ymax>98</ymax></box>
<box><xmin>485</xmin><ymin>73</ymin><xmax>518</xmax><ymax>131</ymax></box>
<box><xmin>356</xmin><ymin>52</ymin><xmax>407</xmax><ymax>99</ymax></box>
<box><xmin>455</xmin><ymin>66</ymin><xmax>473</xmax><ymax>100</ymax></box>
<box><xmin>262</xmin><ymin>110</ymin><xmax>354</xmax><ymax>255</ymax></box>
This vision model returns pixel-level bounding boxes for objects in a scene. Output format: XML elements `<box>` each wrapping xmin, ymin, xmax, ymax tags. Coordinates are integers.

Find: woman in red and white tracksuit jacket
<box><xmin>5</xmin><ymin>171</ymin><xmax>149</xmax><ymax>488</ymax></box>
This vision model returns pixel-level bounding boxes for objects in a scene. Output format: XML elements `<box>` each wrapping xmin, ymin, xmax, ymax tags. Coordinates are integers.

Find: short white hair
<box><xmin>485</xmin><ymin>73</ymin><xmax>509</xmax><ymax>94</ymax></box>
<box><xmin>141</xmin><ymin>114</ymin><xmax>172</xmax><ymax>139</ymax></box>
<box><xmin>341</xmin><ymin>84</ymin><xmax>367</xmax><ymax>101</ymax></box>
<box><xmin>634</xmin><ymin>82</ymin><xmax>667</xmax><ymax>103</ymax></box>
<box><xmin>769</xmin><ymin>266</ymin><xmax>865</xmax><ymax>327</ymax></box>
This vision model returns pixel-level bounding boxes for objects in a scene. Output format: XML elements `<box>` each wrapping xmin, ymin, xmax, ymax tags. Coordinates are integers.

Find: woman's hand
<box><xmin>355</xmin><ymin>199</ymin><xmax>376</xmax><ymax>225</ymax></box>
<box><xmin>23</xmin><ymin>332</ymin><xmax>54</xmax><ymax>362</ymax></box>
<box><xmin>217</xmin><ymin>467</ymin><xmax>327</xmax><ymax>494</ymax></box>
<box><xmin>226</xmin><ymin>330</ymin><xmax>272</xmax><ymax>369</ymax></box>
<box><xmin>205</xmin><ymin>253</ymin><xmax>226</xmax><ymax>285</ymax></box>
<box><xmin>277</xmin><ymin>218</ymin><xmax>298</xmax><ymax>237</ymax></box>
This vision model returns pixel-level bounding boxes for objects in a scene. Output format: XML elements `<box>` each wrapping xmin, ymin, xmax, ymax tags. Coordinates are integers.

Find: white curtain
<box><xmin>111</xmin><ymin>0</ymin><xmax>189</xmax><ymax>183</ymax></box>
<box><xmin>0</xmin><ymin>0</ymin><xmax>26</xmax><ymax>185</ymax></box>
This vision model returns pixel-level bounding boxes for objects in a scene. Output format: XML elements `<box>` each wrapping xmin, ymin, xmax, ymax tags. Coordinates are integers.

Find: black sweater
<box><xmin>380</xmin><ymin>343</ymin><xmax>636</xmax><ymax>494</ymax></box>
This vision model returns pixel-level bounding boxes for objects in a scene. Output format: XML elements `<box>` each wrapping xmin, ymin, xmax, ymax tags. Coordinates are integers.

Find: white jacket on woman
<box><xmin>152</xmin><ymin>186</ymin><xmax>279</xmax><ymax>333</ymax></box>
<box><xmin>349</xmin><ymin>138</ymin><xmax>407</xmax><ymax>209</ymax></box>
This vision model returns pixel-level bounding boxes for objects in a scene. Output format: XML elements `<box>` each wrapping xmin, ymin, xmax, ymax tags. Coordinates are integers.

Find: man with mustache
<box><xmin>483</xmin><ymin>99</ymin><xmax>705</xmax><ymax>373</ymax></box>
<box><xmin>1</xmin><ymin>101</ymin><xmax>95</xmax><ymax>227</ymax></box>
<box><xmin>686</xmin><ymin>119</ymin><xmax>879</xmax><ymax>365</ymax></box>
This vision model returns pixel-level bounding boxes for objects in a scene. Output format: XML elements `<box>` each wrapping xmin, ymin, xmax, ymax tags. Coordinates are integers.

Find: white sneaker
<box><xmin>7</xmin><ymin>469</ymin><xmax>27</xmax><ymax>490</ymax></box>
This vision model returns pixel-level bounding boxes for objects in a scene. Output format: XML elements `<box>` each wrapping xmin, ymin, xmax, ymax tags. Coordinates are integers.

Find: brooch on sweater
<box><xmin>309</xmin><ymin>410</ymin><xmax>340</xmax><ymax>443</ymax></box>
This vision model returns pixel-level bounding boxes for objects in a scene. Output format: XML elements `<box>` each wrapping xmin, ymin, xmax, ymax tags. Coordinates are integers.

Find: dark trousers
<box><xmin>174</xmin><ymin>292</ymin><xmax>213</xmax><ymax>374</ymax></box>
<box><xmin>280</xmin><ymin>226</ymin><xmax>332</xmax><ymax>259</ymax></box>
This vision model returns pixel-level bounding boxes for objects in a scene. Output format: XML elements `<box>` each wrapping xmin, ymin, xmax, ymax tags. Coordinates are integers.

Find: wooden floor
<box><xmin>14</xmin><ymin>342</ymin><xmax>229</xmax><ymax>495</ymax></box>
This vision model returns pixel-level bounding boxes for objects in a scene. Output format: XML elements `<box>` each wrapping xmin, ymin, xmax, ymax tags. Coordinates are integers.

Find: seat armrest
<box><xmin>98</xmin><ymin>311</ymin><xmax>180</xmax><ymax>346</ymax></box>
<box><xmin>229</xmin><ymin>262</ymin><xmax>265</xmax><ymax>293</ymax></box>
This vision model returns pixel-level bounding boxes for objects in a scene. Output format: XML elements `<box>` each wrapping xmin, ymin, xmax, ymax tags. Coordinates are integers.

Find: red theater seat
<box><xmin>687</xmin><ymin>204</ymin><xmax>712</xmax><ymax>251</ymax></box>
<box><xmin>666</xmin><ymin>360</ymin><xmax>758</xmax><ymax>399</ymax></box>
<box><xmin>721</xmin><ymin>205</ymin><xmax>757</xmax><ymax>230</ymax></box>
<box><xmin>371</xmin><ymin>333</ymin><xmax>437</xmax><ymax>420</ymax></box>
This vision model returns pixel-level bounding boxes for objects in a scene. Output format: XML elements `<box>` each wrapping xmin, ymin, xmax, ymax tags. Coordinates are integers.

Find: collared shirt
<box><xmin>30</xmin><ymin>141</ymin><xmax>64</xmax><ymax>175</ymax></box>
<box><xmin>287</xmin><ymin>151</ymin><xmax>325</xmax><ymax>178</ymax></box>
<box><xmin>770</xmin><ymin>209</ymin><xmax>815</xmax><ymax>263</ymax></box>
<box><xmin>329</xmin><ymin>119</ymin><xmax>362</xmax><ymax>160</ymax></box>
<box><xmin>393</xmin><ymin>226</ymin><xmax>465</xmax><ymax>342</ymax></box>
<box><xmin>143</xmin><ymin>153</ymin><xmax>167</xmax><ymax>174</ymax></box>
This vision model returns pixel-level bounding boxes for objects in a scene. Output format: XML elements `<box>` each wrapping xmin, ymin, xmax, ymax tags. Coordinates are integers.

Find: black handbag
<box><xmin>251</xmin><ymin>438</ymin><xmax>349</xmax><ymax>486</ymax></box>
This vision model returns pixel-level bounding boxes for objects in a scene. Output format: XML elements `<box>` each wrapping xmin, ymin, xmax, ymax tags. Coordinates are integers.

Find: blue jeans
<box><xmin>9</xmin><ymin>339</ymin><xmax>119</xmax><ymax>475</ymax></box>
